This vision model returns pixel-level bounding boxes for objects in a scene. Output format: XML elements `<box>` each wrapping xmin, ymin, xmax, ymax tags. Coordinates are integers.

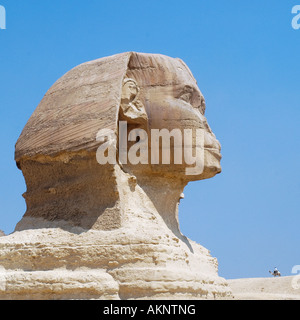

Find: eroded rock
<box><xmin>0</xmin><ymin>52</ymin><xmax>231</xmax><ymax>300</ymax></box>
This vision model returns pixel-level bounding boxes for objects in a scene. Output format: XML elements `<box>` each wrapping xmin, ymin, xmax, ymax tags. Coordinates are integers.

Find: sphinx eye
<box><xmin>179</xmin><ymin>92</ymin><xmax>192</xmax><ymax>103</ymax></box>
<box><xmin>178</xmin><ymin>86</ymin><xmax>194</xmax><ymax>103</ymax></box>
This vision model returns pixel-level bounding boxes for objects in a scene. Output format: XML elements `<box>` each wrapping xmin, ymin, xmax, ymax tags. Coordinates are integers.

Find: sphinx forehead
<box><xmin>127</xmin><ymin>52</ymin><xmax>197</xmax><ymax>88</ymax></box>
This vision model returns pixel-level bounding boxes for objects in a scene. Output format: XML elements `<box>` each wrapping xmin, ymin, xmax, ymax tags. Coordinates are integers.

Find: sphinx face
<box><xmin>122</xmin><ymin>53</ymin><xmax>222</xmax><ymax>181</ymax></box>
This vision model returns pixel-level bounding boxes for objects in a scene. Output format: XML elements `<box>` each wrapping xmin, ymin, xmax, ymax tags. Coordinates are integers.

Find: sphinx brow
<box><xmin>178</xmin><ymin>86</ymin><xmax>201</xmax><ymax>100</ymax></box>
<box><xmin>180</xmin><ymin>84</ymin><xmax>201</xmax><ymax>94</ymax></box>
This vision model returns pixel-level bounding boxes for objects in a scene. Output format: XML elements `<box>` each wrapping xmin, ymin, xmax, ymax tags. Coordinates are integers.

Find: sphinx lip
<box><xmin>205</xmin><ymin>147</ymin><xmax>222</xmax><ymax>160</ymax></box>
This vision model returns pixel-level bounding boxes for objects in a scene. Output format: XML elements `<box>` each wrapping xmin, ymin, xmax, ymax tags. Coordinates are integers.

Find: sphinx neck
<box><xmin>116</xmin><ymin>166</ymin><xmax>187</xmax><ymax>236</ymax></box>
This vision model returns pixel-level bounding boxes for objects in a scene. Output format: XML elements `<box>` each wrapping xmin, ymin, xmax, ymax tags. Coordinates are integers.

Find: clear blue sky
<box><xmin>0</xmin><ymin>1</ymin><xmax>299</xmax><ymax>279</ymax></box>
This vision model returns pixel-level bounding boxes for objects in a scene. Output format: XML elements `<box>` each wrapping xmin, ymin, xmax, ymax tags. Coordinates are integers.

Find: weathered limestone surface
<box><xmin>0</xmin><ymin>52</ymin><xmax>231</xmax><ymax>299</ymax></box>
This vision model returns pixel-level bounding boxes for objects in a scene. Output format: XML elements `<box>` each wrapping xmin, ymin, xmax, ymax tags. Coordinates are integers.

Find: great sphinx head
<box><xmin>14</xmin><ymin>52</ymin><xmax>221</xmax><ymax>233</ymax></box>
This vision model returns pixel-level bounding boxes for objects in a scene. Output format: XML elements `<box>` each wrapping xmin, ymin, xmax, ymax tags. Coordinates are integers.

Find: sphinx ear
<box><xmin>119</xmin><ymin>78</ymin><xmax>148</xmax><ymax>126</ymax></box>
<box><xmin>121</xmin><ymin>78</ymin><xmax>139</xmax><ymax>102</ymax></box>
